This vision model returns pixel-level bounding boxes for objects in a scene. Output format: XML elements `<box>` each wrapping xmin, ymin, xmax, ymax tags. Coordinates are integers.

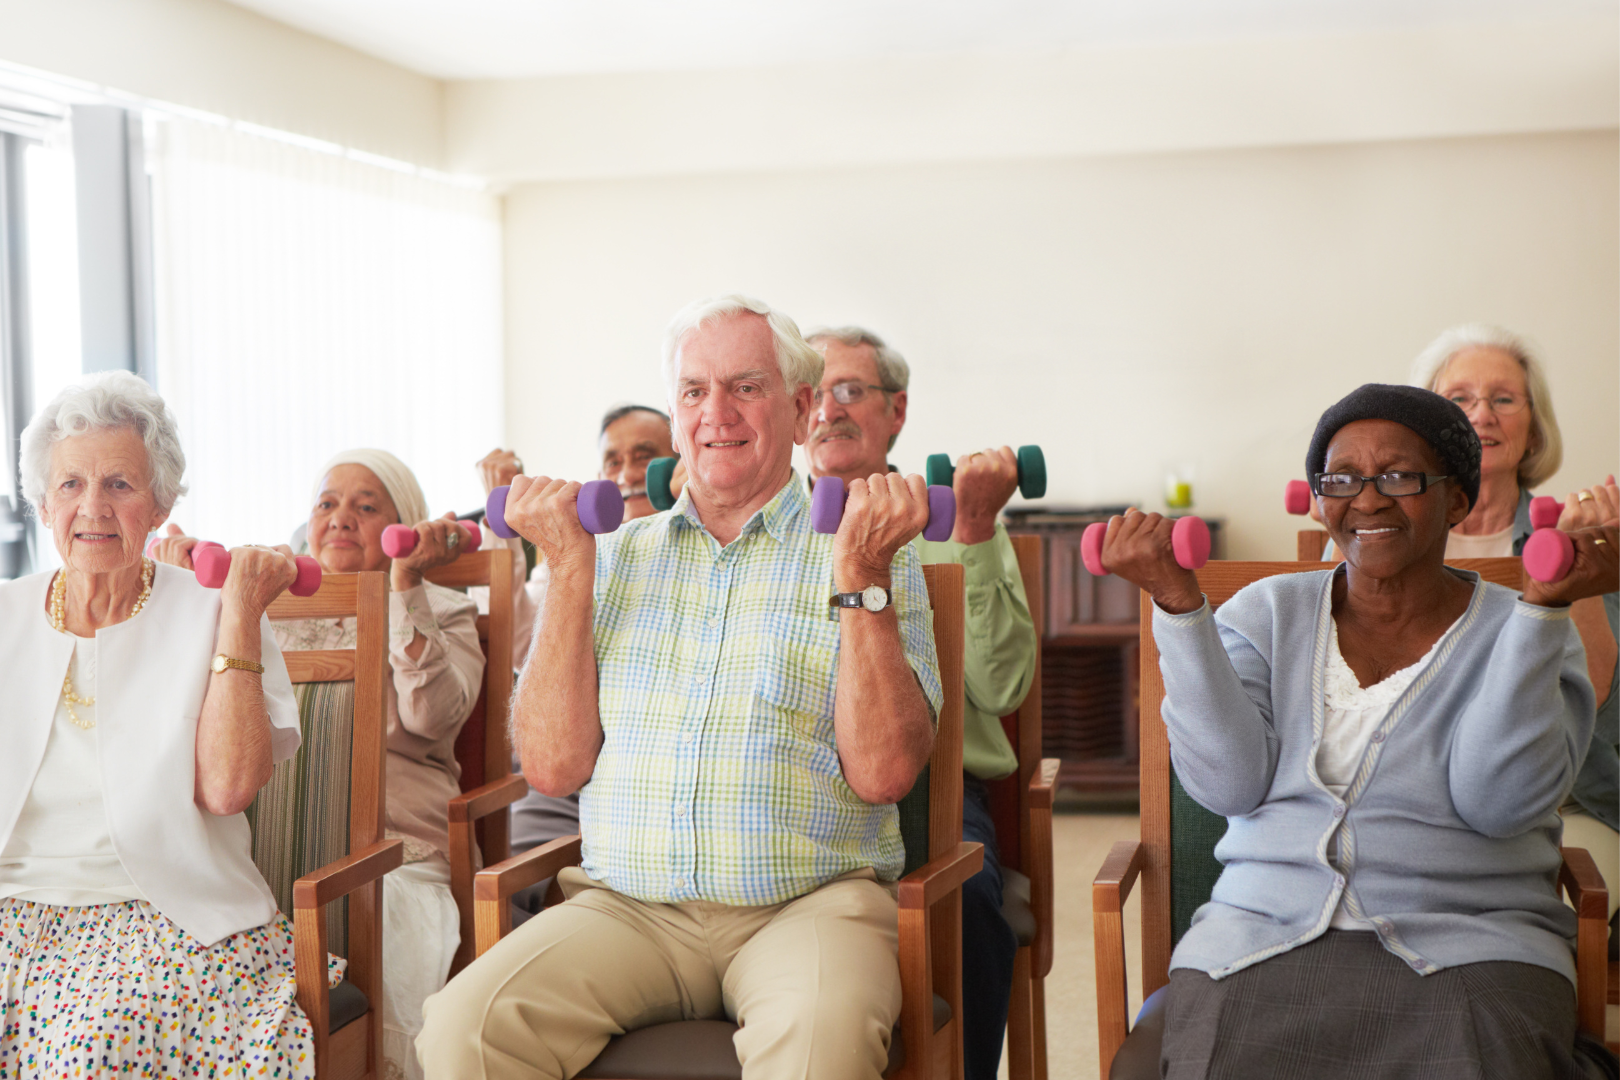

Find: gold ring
<box><xmin>1597</xmin><ymin>537</ymin><xmax>1609</xmax><ymax>546</ymax></box>
<box><xmin>447</xmin><ymin>531</ymin><xmax>460</xmax><ymax>549</ymax></box>
<box><xmin>1579</xmin><ymin>491</ymin><xmax>1594</xmax><ymax>502</ymax></box>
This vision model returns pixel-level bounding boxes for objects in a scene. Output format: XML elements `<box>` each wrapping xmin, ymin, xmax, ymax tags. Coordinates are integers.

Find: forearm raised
<box><xmin>834</xmin><ymin>605</ymin><xmax>934</xmax><ymax>804</ymax></box>
<box><xmin>513</xmin><ymin>569</ymin><xmax>602</xmax><ymax>797</ymax></box>
<box><xmin>195</xmin><ymin>609</ymin><xmax>274</xmax><ymax>815</ymax></box>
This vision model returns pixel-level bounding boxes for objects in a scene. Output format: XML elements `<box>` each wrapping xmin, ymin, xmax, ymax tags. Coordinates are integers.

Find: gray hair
<box><xmin>805</xmin><ymin>326</ymin><xmax>911</xmax><ymax>394</ymax></box>
<box><xmin>661</xmin><ymin>294</ymin><xmax>824</xmax><ymax>399</ymax></box>
<box><xmin>1411</xmin><ymin>324</ymin><xmax>1563</xmax><ymax>488</ymax></box>
<box><xmin>19</xmin><ymin>371</ymin><xmax>188</xmax><ymax>514</ymax></box>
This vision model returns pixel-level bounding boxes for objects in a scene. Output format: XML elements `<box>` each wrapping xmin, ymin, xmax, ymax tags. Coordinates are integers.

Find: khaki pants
<box><xmin>416</xmin><ymin>867</ymin><xmax>901</xmax><ymax>1080</ymax></box>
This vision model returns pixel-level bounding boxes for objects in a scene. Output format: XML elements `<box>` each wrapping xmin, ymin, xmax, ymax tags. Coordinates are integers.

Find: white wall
<box><xmin>0</xmin><ymin>0</ymin><xmax>443</xmax><ymax>165</ymax></box>
<box><xmin>501</xmin><ymin>130</ymin><xmax>1618</xmax><ymax>560</ymax></box>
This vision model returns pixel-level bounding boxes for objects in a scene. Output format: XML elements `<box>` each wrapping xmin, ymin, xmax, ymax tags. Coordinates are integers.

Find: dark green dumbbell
<box><xmin>924</xmin><ymin>445</ymin><xmax>1047</xmax><ymax>500</ymax></box>
<box><xmin>646</xmin><ymin>457</ymin><xmax>679</xmax><ymax>511</ymax></box>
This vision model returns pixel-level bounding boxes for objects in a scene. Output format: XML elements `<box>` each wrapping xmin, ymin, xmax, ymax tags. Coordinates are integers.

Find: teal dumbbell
<box><xmin>924</xmin><ymin>445</ymin><xmax>1046</xmax><ymax>500</ymax></box>
<box><xmin>647</xmin><ymin>457</ymin><xmax>679</xmax><ymax>512</ymax></box>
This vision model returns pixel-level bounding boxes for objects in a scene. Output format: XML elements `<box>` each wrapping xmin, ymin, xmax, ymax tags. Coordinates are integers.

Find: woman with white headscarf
<box><xmin>154</xmin><ymin>448</ymin><xmax>484</xmax><ymax>1080</ymax></box>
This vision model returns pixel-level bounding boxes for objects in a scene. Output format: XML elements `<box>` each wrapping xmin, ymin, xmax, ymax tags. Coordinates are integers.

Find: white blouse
<box><xmin>0</xmin><ymin>635</ymin><xmax>147</xmax><ymax>906</ymax></box>
<box><xmin>1319</xmin><ymin>617</ymin><xmax>1448</xmax><ymax>930</ymax></box>
<box><xmin>1444</xmin><ymin>525</ymin><xmax>1515</xmax><ymax>559</ymax></box>
<box><xmin>0</xmin><ymin>563</ymin><xmax>299</xmax><ymax>945</ymax></box>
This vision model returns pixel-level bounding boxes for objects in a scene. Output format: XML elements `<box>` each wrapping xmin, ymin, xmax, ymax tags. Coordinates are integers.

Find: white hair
<box><xmin>19</xmin><ymin>371</ymin><xmax>188</xmax><ymax>514</ymax></box>
<box><xmin>1411</xmin><ymin>324</ymin><xmax>1563</xmax><ymax>488</ymax></box>
<box><xmin>661</xmin><ymin>294</ymin><xmax>824</xmax><ymax>399</ymax></box>
<box><xmin>804</xmin><ymin>325</ymin><xmax>911</xmax><ymax>393</ymax></box>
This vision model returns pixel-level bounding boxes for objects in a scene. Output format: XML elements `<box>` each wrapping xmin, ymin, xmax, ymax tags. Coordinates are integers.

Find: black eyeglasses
<box><xmin>1312</xmin><ymin>472</ymin><xmax>1451</xmax><ymax>498</ymax></box>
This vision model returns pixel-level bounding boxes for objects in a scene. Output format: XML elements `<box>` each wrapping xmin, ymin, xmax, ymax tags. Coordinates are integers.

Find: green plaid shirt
<box><xmin>579</xmin><ymin>473</ymin><xmax>943</xmax><ymax>906</ymax></box>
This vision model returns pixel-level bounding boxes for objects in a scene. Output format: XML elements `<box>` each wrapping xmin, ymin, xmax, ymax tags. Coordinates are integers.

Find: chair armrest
<box><xmin>472</xmin><ymin>835</ymin><xmax>584</xmax><ymax>959</ymax></box>
<box><xmin>1028</xmin><ymin>757</ymin><xmax>1061</xmax><ymax>977</ymax></box>
<box><xmin>293</xmin><ymin>838</ymin><xmax>405</xmax><ymax>910</ymax></box>
<box><xmin>448</xmin><ymin>773</ymin><xmax>528</xmax><ymax>824</ymax></box>
<box><xmin>1093</xmin><ymin>839</ymin><xmax>1145</xmax><ymax>1079</ymax></box>
<box><xmin>897</xmin><ymin>841</ymin><xmax>984</xmax><ymax>910</ymax></box>
<box><xmin>1561</xmin><ymin>846</ymin><xmax>1610</xmax><ymax>1038</ymax></box>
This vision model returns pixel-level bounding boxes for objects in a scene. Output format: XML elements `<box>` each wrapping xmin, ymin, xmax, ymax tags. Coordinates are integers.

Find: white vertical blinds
<box><xmin>148</xmin><ymin>117</ymin><xmax>503</xmax><ymax>547</ymax></box>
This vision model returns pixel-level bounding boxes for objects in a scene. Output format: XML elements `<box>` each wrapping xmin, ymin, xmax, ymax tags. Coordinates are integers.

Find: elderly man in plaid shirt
<box><xmin>418</xmin><ymin>295</ymin><xmax>945</xmax><ymax>1080</ymax></box>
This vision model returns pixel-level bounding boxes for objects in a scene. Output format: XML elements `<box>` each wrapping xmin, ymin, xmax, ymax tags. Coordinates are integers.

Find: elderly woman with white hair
<box><xmin>155</xmin><ymin>448</ymin><xmax>490</xmax><ymax>1080</ymax></box>
<box><xmin>0</xmin><ymin>372</ymin><xmax>334</xmax><ymax>1077</ymax></box>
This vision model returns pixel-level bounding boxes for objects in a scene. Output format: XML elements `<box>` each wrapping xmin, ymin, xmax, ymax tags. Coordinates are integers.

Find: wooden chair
<box><xmin>257</xmin><ymin>570</ymin><xmax>404</xmax><ymax>1079</ymax></box>
<box><xmin>467</xmin><ymin>562</ymin><xmax>981</xmax><ymax>1079</ymax></box>
<box><xmin>982</xmin><ymin>534</ymin><xmax>1060</xmax><ymax>1080</ymax></box>
<box><xmin>1092</xmin><ymin>559</ymin><xmax>1612</xmax><ymax>1078</ymax></box>
<box><xmin>421</xmin><ymin>549</ymin><xmax>527</xmax><ymax>977</ymax></box>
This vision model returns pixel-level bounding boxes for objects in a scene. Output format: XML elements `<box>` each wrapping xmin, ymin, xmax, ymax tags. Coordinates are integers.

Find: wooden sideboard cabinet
<box><xmin>1004</xmin><ymin>508</ymin><xmax>1225</xmax><ymax>794</ymax></box>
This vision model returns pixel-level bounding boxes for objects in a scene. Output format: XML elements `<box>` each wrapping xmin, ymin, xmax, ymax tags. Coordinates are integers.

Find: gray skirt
<box><xmin>1162</xmin><ymin>930</ymin><xmax>1617</xmax><ymax>1080</ymax></box>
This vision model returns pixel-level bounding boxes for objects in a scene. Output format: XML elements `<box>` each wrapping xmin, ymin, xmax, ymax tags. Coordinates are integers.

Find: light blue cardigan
<box><xmin>1154</xmin><ymin>567</ymin><xmax>1595</xmax><ymax>986</ymax></box>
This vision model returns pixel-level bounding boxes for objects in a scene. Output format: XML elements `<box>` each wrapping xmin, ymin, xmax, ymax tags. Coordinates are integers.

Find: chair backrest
<box><xmin>1136</xmin><ymin>558</ymin><xmax>1529</xmax><ymax>997</ymax></box>
<box><xmin>897</xmin><ymin>563</ymin><xmax>966</xmax><ymax>873</ymax></box>
<box><xmin>424</xmin><ymin>551</ymin><xmax>515</xmax><ymax>787</ymax></box>
<box><xmin>986</xmin><ymin>534</ymin><xmax>1043</xmax><ymax>875</ymax></box>
<box><xmin>256</xmin><ymin>572</ymin><xmax>389</xmax><ymax>988</ymax></box>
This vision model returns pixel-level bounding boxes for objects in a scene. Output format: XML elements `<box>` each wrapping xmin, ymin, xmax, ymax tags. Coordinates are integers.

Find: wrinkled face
<box><xmin>41</xmin><ymin>426</ymin><xmax>168</xmax><ymax>577</ymax></box>
<box><xmin>1433</xmin><ymin>347</ymin><xmax>1534</xmax><ymax>481</ymax></box>
<box><xmin>600</xmin><ymin>410</ymin><xmax>675</xmax><ymax>520</ymax></box>
<box><xmin>805</xmin><ymin>340</ymin><xmax>905</xmax><ymax>479</ymax></box>
<box><xmin>1319</xmin><ymin>419</ymin><xmax>1469</xmax><ymax>577</ymax></box>
<box><xmin>307</xmin><ymin>464</ymin><xmax>398</xmax><ymax>574</ymax></box>
<box><xmin>670</xmin><ymin>312</ymin><xmax>811</xmax><ymax>501</ymax></box>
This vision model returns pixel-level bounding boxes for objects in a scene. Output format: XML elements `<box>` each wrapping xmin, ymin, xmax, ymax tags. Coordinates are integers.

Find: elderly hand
<box><xmin>503</xmin><ymin>474</ymin><xmax>596</xmax><ymax>577</ymax></box>
<box><xmin>221</xmin><ymin>545</ymin><xmax>299</xmax><ymax>619</ymax></box>
<box><xmin>833</xmin><ymin>472</ymin><xmax>930</xmax><ymax>591</ymax></box>
<box><xmin>953</xmin><ymin>446</ymin><xmax>1020</xmax><ymax>545</ymax></box>
<box><xmin>149</xmin><ymin>522</ymin><xmax>202</xmax><ymax>570</ymax></box>
<box><xmin>1558</xmin><ymin>475</ymin><xmax>1619</xmax><ymax>532</ymax></box>
<box><xmin>390</xmin><ymin>512</ymin><xmax>466</xmax><ymax>591</ymax></box>
<box><xmin>668</xmin><ymin>458</ymin><xmax>688</xmax><ymax>503</ymax></box>
<box><xmin>1523</xmin><ymin>520</ymin><xmax>1620</xmax><ymax>608</ymax></box>
<box><xmin>477</xmin><ymin>448</ymin><xmax>524</xmax><ymax>497</ymax></box>
<box><xmin>1098</xmin><ymin>509</ymin><xmax>1203</xmax><ymax>615</ymax></box>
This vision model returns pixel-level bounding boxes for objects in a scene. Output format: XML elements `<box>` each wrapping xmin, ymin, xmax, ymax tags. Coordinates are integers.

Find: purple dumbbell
<box><xmin>810</xmin><ymin>478</ymin><xmax>956</xmax><ymax>542</ymax></box>
<box><xmin>486</xmin><ymin>479</ymin><xmax>625</xmax><ymax>539</ymax></box>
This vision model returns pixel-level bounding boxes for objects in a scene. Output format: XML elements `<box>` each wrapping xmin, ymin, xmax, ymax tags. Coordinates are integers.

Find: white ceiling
<box><xmin>223</xmin><ymin>0</ymin><xmax>1617</xmax><ymax>80</ymax></box>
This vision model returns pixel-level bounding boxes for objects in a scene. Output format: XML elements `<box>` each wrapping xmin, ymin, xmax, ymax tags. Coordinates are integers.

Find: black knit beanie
<box><xmin>1305</xmin><ymin>384</ymin><xmax>1481</xmax><ymax>509</ymax></box>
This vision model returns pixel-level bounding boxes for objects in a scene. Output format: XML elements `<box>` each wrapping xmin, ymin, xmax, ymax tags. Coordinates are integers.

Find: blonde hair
<box><xmin>1411</xmin><ymin>324</ymin><xmax>1563</xmax><ymax>488</ymax></box>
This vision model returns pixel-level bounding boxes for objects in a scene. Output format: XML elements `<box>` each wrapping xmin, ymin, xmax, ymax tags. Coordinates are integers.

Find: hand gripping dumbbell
<box><xmin>381</xmin><ymin>520</ymin><xmax>483</xmax><ymax>559</ymax></box>
<box><xmin>485</xmin><ymin>479</ymin><xmax>625</xmax><ymax>538</ymax></box>
<box><xmin>646</xmin><ymin>457</ymin><xmax>679</xmax><ymax>512</ymax></box>
<box><xmin>1079</xmin><ymin>516</ymin><xmax>1211</xmax><ymax>577</ymax></box>
<box><xmin>1523</xmin><ymin>495</ymin><xmax>1577</xmax><ymax>583</ymax></box>
<box><xmin>811</xmin><ymin>478</ymin><xmax>957</xmax><ymax>542</ymax></box>
<box><xmin>190</xmin><ymin>541</ymin><xmax>323</xmax><ymax>596</ymax></box>
<box><xmin>924</xmin><ymin>445</ymin><xmax>1048</xmax><ymax>500</ymax></box>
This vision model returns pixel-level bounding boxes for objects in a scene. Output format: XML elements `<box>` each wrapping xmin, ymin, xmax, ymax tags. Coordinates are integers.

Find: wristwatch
<box><xmin>830</xmin><ymin>585</ymin><xmax>892</xmax><ymax>613</ymax></box>
<box><xmin>212</xmin><ymin>654</ymin><xmax>266</xmax><ymax>675</ymax></box>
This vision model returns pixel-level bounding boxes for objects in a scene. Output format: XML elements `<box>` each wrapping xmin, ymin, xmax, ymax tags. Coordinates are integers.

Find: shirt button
<box><xmin>673</xmin><ymin>805</ymin><xmax>686</xmax><ymax>817</ymax></box>
<box><xmin>681</xmin><ymin>732</ymin><xmax>693</xmax><ymax>743</ymax></box>
<box><xmin>707</xmin><ymin>617</ymin><xmax>719</xmax><ymax>628</ymax></box>
<box><xmin>1333</xmin><ymin>805</ymin><xmax>1345</xmax><ymax>819</ymax></box>
<box><xmin>1335</xmin><ymin>874</ymin><xmax>1346</xmax><ymax>888</ymax></box>
<box><xmin>694</xmin><ymin>674</ymin><xmax>706</xmax><ymax>685</ymax></box>
<box><xmin>1371</xmin><ymin>732</ymin><xmax>1385</xmax><ymax>743</ymax></box>
<box><xmin>673</xmin><ymin>877</ymin><xmax>686</xmax><ymax>889</ymax></box>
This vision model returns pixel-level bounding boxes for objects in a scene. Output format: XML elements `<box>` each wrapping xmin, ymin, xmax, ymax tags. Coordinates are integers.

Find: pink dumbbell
<box><xmin>193</xmin><ymin>541</ymin><xmax>323</xmax><ymax>597</ymax></box>
<box><xmin>381</xmin><ymin>520</ymin><xmax>482</xmax><ymax>559</ymax></box>
<box><xmin>1079</xmin><ymin>516</ymin><xmax>1211</xmax><ymax>577</ymax></box>
<box><xmin>1523</xmin><ymin>496</ymin><xmax>1575</xmax><ymax>583</ymax></box>
<box><xmin>1284</xmin><ymin>480</ymin><xmax>1312</xmax><ymax>516</ymax></box>
<box><xmin>486</xmin><ymin>479</ymin><xmax>624</xmax><ymax>538</ymax></box>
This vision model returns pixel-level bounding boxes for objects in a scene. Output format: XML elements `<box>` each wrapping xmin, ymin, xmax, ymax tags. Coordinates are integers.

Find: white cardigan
<box><xmin>0</xmin><ymin>562</ymin><xmax>300</xmax><ymax>946</ymax></box>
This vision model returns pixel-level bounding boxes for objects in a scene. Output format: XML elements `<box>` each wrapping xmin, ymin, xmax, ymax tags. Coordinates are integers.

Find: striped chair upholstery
<box><xmin>246</xmin><ymin>680</ymin><xmax>355</xmax><ymax>957</ymax></box>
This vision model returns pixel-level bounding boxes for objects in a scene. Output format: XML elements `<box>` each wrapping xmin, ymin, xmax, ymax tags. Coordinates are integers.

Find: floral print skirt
<box><xmin>1</xmin><ymin>898</ymin><xmax>345</xmax><ymax>1078</ymax></box>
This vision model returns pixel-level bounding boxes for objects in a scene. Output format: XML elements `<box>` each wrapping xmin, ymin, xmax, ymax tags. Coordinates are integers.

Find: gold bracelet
<box><xmin>211</xmin><ymin>654</ymin><xmax>266</xmax><ymax>676</ymax></box>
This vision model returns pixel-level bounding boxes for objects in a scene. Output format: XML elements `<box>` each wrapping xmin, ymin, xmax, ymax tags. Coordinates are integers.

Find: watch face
<box><xmin>861</xmin><ymin>585</ymin><xmax>887</xmax><ymax>612</ymax></box>
<box><xmin>211</xmin><ymin>655</ymin><xmax>226</xmax><ymax>673</ymax></box>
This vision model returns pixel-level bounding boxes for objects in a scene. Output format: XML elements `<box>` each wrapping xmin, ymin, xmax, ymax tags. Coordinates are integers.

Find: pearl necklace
<box><xmin>49</xmin><ymin>559</ymin><xmax>154</xmax><ymax>730</ymax></box>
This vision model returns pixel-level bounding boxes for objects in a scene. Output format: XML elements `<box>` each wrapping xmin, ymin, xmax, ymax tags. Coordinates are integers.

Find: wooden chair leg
<box><xmin>1006</xmin><ymin>946</ymin><xmax>1034</xmax><ymax>1080</ymax></box>
<box><xmin>1031</xmin><ymin>975</ymin><xmax>1048</xmax><ymax>1080</ymax></box>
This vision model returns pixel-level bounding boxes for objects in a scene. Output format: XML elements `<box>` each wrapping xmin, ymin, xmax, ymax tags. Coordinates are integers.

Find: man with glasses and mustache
<box><xmin>804</xmin><ymin>326</ymin><xmax>1038</xmax><ymax>1080</ymax></box>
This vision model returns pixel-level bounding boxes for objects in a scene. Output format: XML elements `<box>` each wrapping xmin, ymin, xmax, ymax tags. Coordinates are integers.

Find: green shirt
<box><xmin>913</xmin><ymin>522</ymin><xmax>1038</xmax><ymax>781</ymax></box>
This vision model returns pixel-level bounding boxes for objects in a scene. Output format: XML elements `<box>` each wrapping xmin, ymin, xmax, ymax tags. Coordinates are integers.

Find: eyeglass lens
<box><xmin>1444</xmin><ymin>393</ymin><xmax>1527</xmax><ymax>415</ymax></box>
<box><xmin>1316</xmin><ymin>473</ymin><xmax>1427</xmax><ymax>497</ymax></box>
<box><xmin>813</xmin><ymin>382</ymin><xmax>870</xmax><ymax>406</ymax></box>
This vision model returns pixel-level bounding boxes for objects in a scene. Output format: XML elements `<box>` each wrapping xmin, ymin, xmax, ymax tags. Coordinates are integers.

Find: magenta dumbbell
<box><xmin>1523</xmin><ymin>495</ymin><xmax>1575</xmax><ymax>583</ymax></box>
<box><xmin>381</xmin><ymin>520</ymin><xmax>482</xmax><ymax>559</ymax></box>
<box><xmin>1284</xmin><ymin>480</ymin><xmax>1312</xmax><ymax>516</ymax></box>
<box><xmin>809</xmin><ymin>478</ymin><xmax>956</xmax><ymax>541</ymax></box>
<box><xmin>194</xmin><ymin>542</ymin><xmax>322</xmax><ymax>597</ymax></box>
<box><xmin>486</xmin><ymin>479</ymin><xmax>624</xmax><ymax>539</ymax></box>
<box><xmin>1080</xmin><ymin>516</ymin><xmax>1211</xmax><ymax>577</ymax></box>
